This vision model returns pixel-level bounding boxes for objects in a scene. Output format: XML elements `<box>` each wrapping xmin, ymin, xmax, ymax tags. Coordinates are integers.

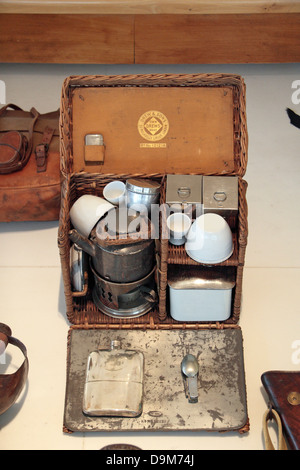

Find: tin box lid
<box><xmin>166</xmin><ymin>174</ymin><xmax>202</xmax><ymax>204</ymax></box>
<box><xmin>126</xmin><ymin>178</ymin><xmax>161</xmax><ymax>195</ymax></box>
<box><xmin>168</xmin><ymin>265</ymin><xmax>236</xmax><ymax>290</ymax></box>
<box><xmin>61</xmin><ymin>74</ymin><xmax>248</xmax><ymax>177</ymax></box>
<box><xmin>203</xmin><ymin>175</ymin><xmax>239</xmax><ymax>211</ymax></box>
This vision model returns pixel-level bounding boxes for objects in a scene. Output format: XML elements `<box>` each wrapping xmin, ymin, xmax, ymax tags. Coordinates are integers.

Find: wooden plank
<box><xmin>1</xmin><ymin>0</ymin><xmax>300</xmax><ymax>15</ymax></box>
<box><xmin>1</xmin><ymin>12</ymin><xmax>299</xmax><ymax>64</ymax></box>
<box><xmin>0</xmin><ymin>14</ymin><xmax>134</xmax><ymax>64</ymax></box>
<box><xmin>135</xmin><ymin>13</ymin><xmax>300</xmax><ymax>63</ymax></box>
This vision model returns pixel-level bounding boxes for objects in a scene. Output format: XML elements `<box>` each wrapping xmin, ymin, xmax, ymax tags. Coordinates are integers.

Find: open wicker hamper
<box><xmin>58</xmin><ymin>74</ymin><xmax>249</xmax><ymax>434</ymax></box>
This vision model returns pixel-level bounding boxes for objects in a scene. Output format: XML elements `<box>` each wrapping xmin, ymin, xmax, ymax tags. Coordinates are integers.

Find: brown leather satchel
<box><xmin>0</xmin><ymin>103</ymin><xmax>61</xmax><ymax>222</ymax></box>
<box><xmin>262</xmin><ymin>370</ymin><xmax>300</xmax><ymax>450</ymax></box>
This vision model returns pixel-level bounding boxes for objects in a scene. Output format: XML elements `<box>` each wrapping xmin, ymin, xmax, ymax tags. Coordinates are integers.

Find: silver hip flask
<box><xmin>82</xmin><ymin>340</ymin><xmax>144</xmax><ymax>417</ymax></box>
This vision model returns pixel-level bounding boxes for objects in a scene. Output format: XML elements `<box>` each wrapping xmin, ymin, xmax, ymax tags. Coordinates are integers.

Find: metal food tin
<box><xmin>166</xmin><ymin>175</ymin><xmax>203</xmax><ymax>218</ymax></box>
<box><xmin>168</xmin><ymin>265</ymin><xmax>236</xmax><ymax>322</ymax></box>
<box><xmin>203</xmin><ymin>176</ymin><xmax>238</xmax><ymax>219</ymax></box>
<box><xmin>166</xmin><ymin>174</ymin><xmax>203</xmax><ymax>215</ymax></box>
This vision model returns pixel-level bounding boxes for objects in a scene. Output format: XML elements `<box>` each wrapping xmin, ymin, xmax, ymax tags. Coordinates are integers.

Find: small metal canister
<box><xmin>126</xmin><ymin>178</ymin><xmax>161</xmax><ymax>213</ymax></box>
<box><xmin>203</xmin><ymin>176</ymin><xmax>238</xmax><ymax>220</ymax></box>
<box><xmin>166</xmin><ymin>174</ymin><xmax>203</xmax><ymax>215</ymax></box>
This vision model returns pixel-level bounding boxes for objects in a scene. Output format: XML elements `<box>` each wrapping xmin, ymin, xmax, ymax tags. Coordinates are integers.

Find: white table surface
<box><xmin>0</xmin><ymin>63</ymin><xmax>299</xmax><ymax>450</ymax></box>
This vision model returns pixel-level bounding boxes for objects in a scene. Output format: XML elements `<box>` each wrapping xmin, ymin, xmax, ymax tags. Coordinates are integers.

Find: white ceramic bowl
<box><xmin>103</xmin><ymin>180</ymin><xmax>126</xmax><ymax>205</ymax></box>
<box><xmin>70</xmin><ymin>194</ymin><xmax>115</xmax><ymax>238</ymax></box>
<box><xmin>167</xmin><ymin>212</ymin><xmax>192</xmax><ymax>245</ymax></box>
<box><xmin>185</xmin><ymin>213</ymin><xmax>233</xmax><ymax>264</ymax></box>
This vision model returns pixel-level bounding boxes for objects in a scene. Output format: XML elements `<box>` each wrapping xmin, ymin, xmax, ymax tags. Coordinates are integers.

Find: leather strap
<box><xmin>0</xmin><ymin>131</ymin><xmax>27</xmax><ymax>171</ymax></box>
<box><xmin>0</xmin><ymin>326</ymin><xmax>29</xmax><ymax>416</ymax></box>
<box><xmin>0</xmin><ymin>103</ymin><xmax>39</xmax><ymax>174</ymax></box>
<box><xmin>263</xmin><ymin>408</ymin><xmax>288</xmax><ymax>450</ymax></box>
<box><xmin>0</xmin><ymin>103</ymin><xmax>23</xmax><ymax>116</ymax></box>
<box><xmin>35</xmin><ymin>125</ymin><xmax>55</xmax><ymax>172</ymax></box>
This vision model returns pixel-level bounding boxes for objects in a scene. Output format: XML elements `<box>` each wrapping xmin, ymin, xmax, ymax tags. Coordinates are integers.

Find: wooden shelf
<box><xmin>1</xmin><ymin>1</ymin><xmax>300</xmax><ymax>15</ymax></box>
<box><xmin>0</xmin><ymin>2</ymin><xmax>300</xmax><ymax>64</ymax></box>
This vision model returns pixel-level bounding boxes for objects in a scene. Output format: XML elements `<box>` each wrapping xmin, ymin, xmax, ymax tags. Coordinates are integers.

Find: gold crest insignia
<box><xmin>138</xmin><ymin>111</ymin><xmax>169</xmax><ymax>144</ymax></box>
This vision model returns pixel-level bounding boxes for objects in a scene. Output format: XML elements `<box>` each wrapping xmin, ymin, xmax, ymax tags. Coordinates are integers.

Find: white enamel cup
<box><xmin>70</xmin><ymin>194</ymin><xmax>115</xmax><ymax>238</ymax></box>
<box><xmin>167</xmin><ymin>212</ymin><xmax>192</xmax><ymax>245</ymax></box>
<box><xmin>103</xmin><ymin>181</ymin><xmax>126</xmax><ymax>205</ymax></box>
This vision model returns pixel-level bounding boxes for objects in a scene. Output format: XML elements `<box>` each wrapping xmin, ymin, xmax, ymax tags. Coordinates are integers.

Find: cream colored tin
<box><xmin>168</xmin><ymin>265</ymin><xmax>236</xmax><ymax>322</ymax></box>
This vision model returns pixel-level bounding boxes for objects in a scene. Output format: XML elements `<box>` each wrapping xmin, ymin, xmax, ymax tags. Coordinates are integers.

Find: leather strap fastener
<box><xmin>35</xmin><ymin>125</ymin><xmax>55</xmax><ymax>173</ymax></box>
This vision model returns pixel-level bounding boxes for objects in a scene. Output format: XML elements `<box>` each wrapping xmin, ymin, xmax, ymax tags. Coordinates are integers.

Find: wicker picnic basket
<box><xmin>58</xmin><ymin>73</ymin><xmax>248</xmax><ymax>326</ymax></box>
<box><xmin>58</xmin><ymin>74</ymin><xmax>249</xmax><ymax>434</ymax></box>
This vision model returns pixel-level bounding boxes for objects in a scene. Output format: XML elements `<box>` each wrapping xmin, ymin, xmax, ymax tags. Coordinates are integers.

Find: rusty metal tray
<box><xmin>64</xmin><ymin>327</ymin><xmax>247</xmax><ymax>433</ymax></box>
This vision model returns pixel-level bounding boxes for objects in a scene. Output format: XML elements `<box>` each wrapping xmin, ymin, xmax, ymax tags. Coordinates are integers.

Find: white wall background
<box><xmin>0</xmin><ymin>63</ymin><xmax>299</xmax><ymax>450</ymax></box>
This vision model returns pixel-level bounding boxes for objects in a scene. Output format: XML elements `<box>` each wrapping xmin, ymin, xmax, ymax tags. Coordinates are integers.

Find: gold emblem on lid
<box><xmin>138</xmin><ymin>111</ymin><xmax>169</xmax><ymax>142</ymax></box>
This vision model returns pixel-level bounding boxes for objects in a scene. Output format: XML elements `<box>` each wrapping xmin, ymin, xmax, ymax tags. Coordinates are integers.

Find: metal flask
<box><xmin>82</xmin><ymin>340</ymin><xmax>144</xmax><ymax>417</ymax></box>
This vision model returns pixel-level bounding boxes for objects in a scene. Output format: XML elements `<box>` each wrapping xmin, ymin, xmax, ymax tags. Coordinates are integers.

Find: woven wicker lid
<box><xmin>60</xmin><ymin>73</ymin><xmax>248</xmax><ymax>177</ymax></box>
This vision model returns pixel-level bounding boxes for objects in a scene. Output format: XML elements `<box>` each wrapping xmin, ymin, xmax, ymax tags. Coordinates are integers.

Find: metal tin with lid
<box><xmin>203</xmin><ymin>176</ymin><xmax>238</xmax><ymax>219</ymax></box>
<box><xmin>168</xmin><ymin>265</ymin><xmax>236</xmax><ymax>322</ymax></box>
<box><xmin>166</xmin><ymin>174</ymin><xmax>203</xmax><ymax>204</ymax></box>
<box><xmin>166</xmin><ymin>174</ymin><xmax>203</xmax><ymax>215</ymax></box>
<box><xmin>126</xmin><ymin>178</ymin><xmax>161</xmax><ymax>212</ymax></box>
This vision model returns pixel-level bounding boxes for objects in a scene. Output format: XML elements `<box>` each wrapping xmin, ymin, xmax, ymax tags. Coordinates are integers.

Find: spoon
<box><xmin>181</xmin><ymin>354</ymin><xmax>199</xmax><ymax>403</ymax></box>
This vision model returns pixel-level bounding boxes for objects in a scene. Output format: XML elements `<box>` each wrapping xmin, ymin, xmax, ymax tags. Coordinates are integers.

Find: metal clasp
<box><xmin>213</xmin><ymin>191</ymin><xmax>227</xmax><ymax>202</ymax></box>
<box><xmin>177</xmin><ymin>187</ymin><xmax>191</xmax><ymax>200</ymax></box>
<box><xmin>267</xmin><ymin>402</ymin><xmax>274</xmax><ymax>421</ymax></box>
<box><xmin>287</xmin><ymin>391</ymin><xmax>300</xmax><ymax>406</ymax></box>
<box><xmin>35</xmin><ymin>143</ymin><xmax>49</xmax><ymax>173</ymax></box>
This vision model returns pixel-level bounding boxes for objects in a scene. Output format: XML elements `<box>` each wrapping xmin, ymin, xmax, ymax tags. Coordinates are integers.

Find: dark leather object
<box><xmin>0</xmin><ymin>323</ymin><xmax>29</xmax><ymax>416</ymax></box>
<box><xmin>261</xmin><ymin>370</ymin><xmax>300</xmax><ymax>450</ymax></box>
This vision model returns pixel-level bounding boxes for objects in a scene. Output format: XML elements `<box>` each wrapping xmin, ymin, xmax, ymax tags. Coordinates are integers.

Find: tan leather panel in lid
<box><xmin>71</xmin><ymin>86</ymin><xmax>235</xmax><ymax>175</ymax></box>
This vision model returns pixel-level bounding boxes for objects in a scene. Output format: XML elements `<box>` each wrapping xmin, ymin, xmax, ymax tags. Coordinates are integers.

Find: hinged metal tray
<box><xmin>64</xmin><ymin>326</ymin><xmax>248</xmax><ymax>433</ymax></box>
